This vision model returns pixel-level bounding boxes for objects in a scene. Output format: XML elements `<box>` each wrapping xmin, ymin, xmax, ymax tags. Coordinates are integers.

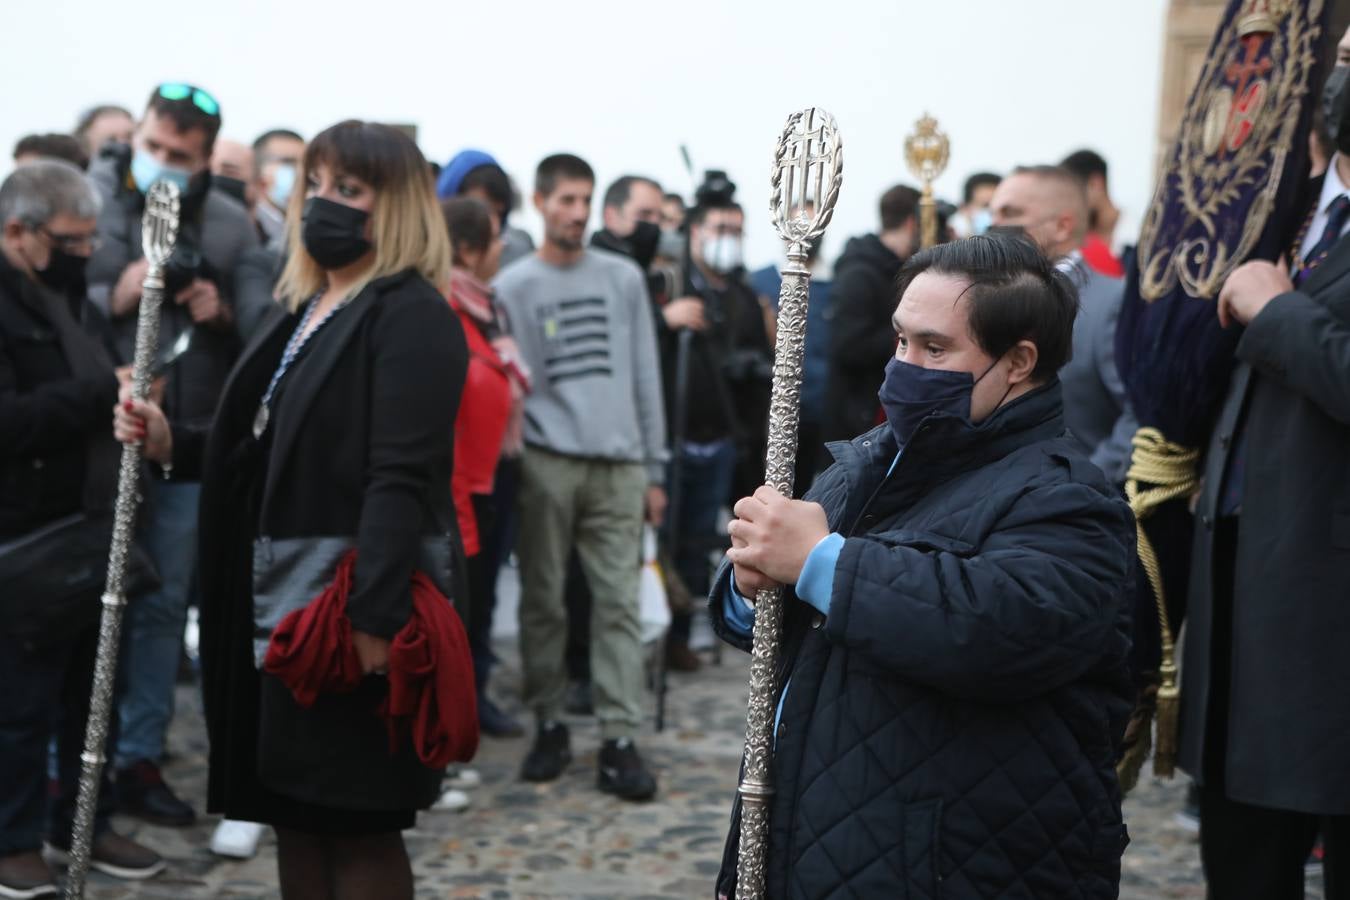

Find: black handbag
<box><xmin>0</xmin><ymin>512</ymin><xmax>160</xmax><ymax>644</ymax></box>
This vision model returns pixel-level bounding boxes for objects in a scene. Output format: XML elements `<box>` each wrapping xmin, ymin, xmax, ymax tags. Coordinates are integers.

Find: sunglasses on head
<box><xmin>157</xmin><ymin>83</ymin><xmax>220</xmax><ymax>117</ymax></box>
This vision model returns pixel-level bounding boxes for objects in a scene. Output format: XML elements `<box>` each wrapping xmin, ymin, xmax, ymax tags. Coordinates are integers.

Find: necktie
<box><xmin>1295</xmin><ymin>193</ymin><xmax>1350</xmax><ymax>285</ymax></box>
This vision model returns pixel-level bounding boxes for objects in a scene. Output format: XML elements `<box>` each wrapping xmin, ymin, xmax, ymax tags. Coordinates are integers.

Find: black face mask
<box><xmin>628</xmin><ymin>220</ymin><xmax>661</xmax><ymax>271</ymax></box>
<box><xmin>35</xmin><ymin>247</ymin><xmax>90</xmax><ymax>296</ymax></box>
<box><xmin>592</xmin><ymin>220</ymin><xmax>661</xmax><ymax>272</ymax></box>
<box><xmin>1322</xmin><ymin>65</ymin><xmax>1350</xmax><ymax>154</ymax></box>
<box><xmin>213</xmin><ymin>175</ymin><xmax>249</xmax><ymax>206</ymax></box>
<box><xmin>302</xmin><ymin>197</ymin><xmax>372</xmax><ymax>270</ymax></box>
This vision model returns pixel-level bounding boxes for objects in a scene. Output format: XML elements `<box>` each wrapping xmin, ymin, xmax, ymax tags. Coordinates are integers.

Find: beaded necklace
<box><xmin>252</xmin><ymin>293</ymin><xmax>348</xmax><ymax>439</ymax></box>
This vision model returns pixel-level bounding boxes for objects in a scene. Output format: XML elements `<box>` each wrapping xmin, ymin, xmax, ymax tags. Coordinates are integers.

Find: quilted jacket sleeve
<box><xmin>824</xmin><ymin>479</ymin><xmax>1134</xmax><ymax>702</ymax></box>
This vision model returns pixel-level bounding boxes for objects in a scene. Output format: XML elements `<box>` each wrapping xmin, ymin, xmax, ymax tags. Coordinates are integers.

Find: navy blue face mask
<box><xmin>877</xmin><ymin>357</ymin><xmax>1003</xmax><ymax>446</ymax></box>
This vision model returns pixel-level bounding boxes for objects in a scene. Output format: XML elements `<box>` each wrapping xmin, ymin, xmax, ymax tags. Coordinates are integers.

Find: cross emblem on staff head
<box><xmin>771</xmin><ymin>107</ymin><xmax>842</xmax><ymax>248</ymax></box>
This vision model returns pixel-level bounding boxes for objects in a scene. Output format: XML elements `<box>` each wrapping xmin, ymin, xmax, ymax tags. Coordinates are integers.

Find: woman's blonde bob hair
<box><xmin>275</xmin><ymin>120</ymin><xmax>450</xmax><ymax>311</ymax></box>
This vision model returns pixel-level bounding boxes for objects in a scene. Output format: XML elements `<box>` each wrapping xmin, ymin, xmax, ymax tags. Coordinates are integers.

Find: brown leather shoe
<box><xmin>0</xmin><ymin>850</ymin><xmax>57</xmax><ymax>899</ymax></box>
<box><xmin>665</xmin><ymin>641</ymin><xmax>703</xmax><ymax>672</ymax></box>
<box><xmin>44</xmin><ymin>831</ymin><xmax>165</xmax><ymax>881</ymax></box>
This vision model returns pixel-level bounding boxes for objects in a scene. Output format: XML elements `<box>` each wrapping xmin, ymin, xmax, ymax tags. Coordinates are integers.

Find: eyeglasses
<box><xmin>157</xmin><ymin>83</ymin><xmax>220</xmax><ymax>117</ymax></box>
<box><xmin>38</xmin><ymin>227</ymin><xmax>102</xmax><ymax>254</ymax></box>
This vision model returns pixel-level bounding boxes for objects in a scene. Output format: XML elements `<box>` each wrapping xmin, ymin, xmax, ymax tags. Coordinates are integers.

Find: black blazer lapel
<box><xmin>258</xmin><ymin>285</ymin><xmax>381</xmax><ymax>525</ymax></box>
<box><xmin>1298</xmin><ymin>230</ymin><xmax>1350</xmax><ymax>295</ymax></box>
<box><xmin>222</xmin><ymin>302</ymin><xmax>292</xmax><ymax>400</ymax></box>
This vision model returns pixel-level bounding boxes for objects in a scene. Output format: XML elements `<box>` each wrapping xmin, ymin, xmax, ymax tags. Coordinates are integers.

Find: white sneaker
<box><xmin>445</xmin><ymin>767</ymin><xmax>481</xmax><ymax>789</ymax></box>
<box><xmin>210</xmin><ymin>820</ymin><xmax>265</xmax><ymax>859</ymax></box>
<box><xmin>432</xmin><ymin>788</ymin><xmax>471</xmax><ymax>812</ymax></box>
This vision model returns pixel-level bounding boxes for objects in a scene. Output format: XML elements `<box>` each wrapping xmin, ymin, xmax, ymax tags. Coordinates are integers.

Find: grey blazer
<box><xmin>1058</xmin><ymin>258</ymin><xmax>1138</xmax><ymax>484</ymax></box>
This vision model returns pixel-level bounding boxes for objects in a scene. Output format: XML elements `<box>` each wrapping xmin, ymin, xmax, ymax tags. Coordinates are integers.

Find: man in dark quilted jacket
<box><xmin>713</xmin><ymin>232</ymin><xmax>1136</xmax><ymax>899</ymax></box>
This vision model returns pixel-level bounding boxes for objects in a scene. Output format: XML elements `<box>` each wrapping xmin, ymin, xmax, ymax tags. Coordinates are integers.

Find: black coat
<box><xmin>712</xmin><ymin>382</ymin><xmax>1136</xmax><ymax>899</ymax></box>
<box><xmin>196</xmin><ymin>269</ymin><xmax>468</xmax><ymax>821</ymax></box>
<box><xmin>659</xmin><ymin>264</ymin><xmax>772</xmax><ymax>446</ymax></box>
<box><xmin>0</xmin><ymin>253</ymin><xmax>119</xmax><ymax>540</ymax></box>
<box><xmin>1178</xmin><ymin>231</ymin><xmax>1350</xmax><ymax>814</ymax></box>
<box><xmin>822</xmin><ymin>234</ymin><xmax>904</xmax><ymax>445</ymax></box>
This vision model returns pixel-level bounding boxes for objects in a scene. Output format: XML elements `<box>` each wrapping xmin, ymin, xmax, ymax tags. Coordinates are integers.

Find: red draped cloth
<box><xmin>263</xmin><ymin>550</ymin><xmax>479</xmax><ymax>768</ymax></box>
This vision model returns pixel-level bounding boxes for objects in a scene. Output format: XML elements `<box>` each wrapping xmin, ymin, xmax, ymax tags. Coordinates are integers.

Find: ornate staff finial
<box><xmin>904</xmin><ymin>112</ymin><xmax>950</xmax><ymax>249</ymax></box>
<box><xmin>736</xmin><ymin>108</ymin><xmax>843</xmax><ymax>900</ymax></box>
<box><xmin>64</xmin><ymin>180</ymin><xmax>180</xmax><ymax>899</ymax></box>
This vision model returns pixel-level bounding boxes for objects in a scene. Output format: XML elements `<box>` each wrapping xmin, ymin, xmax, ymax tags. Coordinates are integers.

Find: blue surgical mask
<box><xmin>269</xmin><ymin>163</ymin><xmax>296</xmax><ymax>209</ymax></box>
<box><xmin>130</xmin><ymin>150</ymin><xmax>191</xmax><ymax>195</ymax></box>
<box><xmin>971</xmin><ymin>208</ymin><xmax>994</xmax><ymax>236</ymax></box>
<box><xmin>877</xmin><ymin>357</ymin><xmax>1001</xmax><ymax>446</ymax></box>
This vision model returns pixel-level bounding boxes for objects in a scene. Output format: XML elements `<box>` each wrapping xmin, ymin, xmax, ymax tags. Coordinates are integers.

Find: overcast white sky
<box><xmin>3</xmin><ymin>0</ymin><xmax>1170</xmax><ymax>269</ymax></box>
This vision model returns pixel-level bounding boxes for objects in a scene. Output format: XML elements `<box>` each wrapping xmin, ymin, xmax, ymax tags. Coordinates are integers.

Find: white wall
<box><xmin>2</xmin><ymin>0</ymin><xmax>1169</xmax><ymax>269</ymax></box>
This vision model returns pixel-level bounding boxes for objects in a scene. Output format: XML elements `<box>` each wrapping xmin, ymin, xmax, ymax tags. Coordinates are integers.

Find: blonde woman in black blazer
<box><xmin>118</xmin><ymin>121</ymin><xmax>467</xmax><ymax>899</ymax></box>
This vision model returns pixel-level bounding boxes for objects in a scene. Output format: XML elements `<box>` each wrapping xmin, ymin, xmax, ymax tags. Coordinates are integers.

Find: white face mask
<box><xmin>700</xmin><ymin>234</ymin><xmax>743</xmax><ymax>274</ymax></box>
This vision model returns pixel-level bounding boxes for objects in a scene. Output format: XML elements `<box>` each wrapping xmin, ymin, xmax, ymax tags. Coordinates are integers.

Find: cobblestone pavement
<box><xmin>77</xmin><ymin>641</ymin><xmax>1326</xmax><ymax>899</ymax></box>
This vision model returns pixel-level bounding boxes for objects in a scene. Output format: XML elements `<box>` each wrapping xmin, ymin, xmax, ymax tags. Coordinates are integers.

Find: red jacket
<box><xmin>263</xmin><ymin>550</ymin><xmax>479</xmax><ymax>769</ymax></box>
<box><xmin>447</xmin><ymin>273</ymin><xmax>513</xmax><ymax>556</ymax></box>
<box><xmin>1081</xmin><ymin>234</ymin><xmax>1124</xmax><ymax>278</ymax></box>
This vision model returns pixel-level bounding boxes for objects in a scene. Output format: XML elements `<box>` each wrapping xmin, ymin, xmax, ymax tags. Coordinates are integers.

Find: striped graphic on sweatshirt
<box><xmin>537</xmin><ymin>296</ymin><xmax>612</xmax><ymax>385</ymax></box>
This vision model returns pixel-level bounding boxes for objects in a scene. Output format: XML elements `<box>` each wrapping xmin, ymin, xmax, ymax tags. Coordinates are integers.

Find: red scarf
<box><xmin>263</xmin><ymin>551</ymin><xmax>479</xmax><ymax>768</ymax></box>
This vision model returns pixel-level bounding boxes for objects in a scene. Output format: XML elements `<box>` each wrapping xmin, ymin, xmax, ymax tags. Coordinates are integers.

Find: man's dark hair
<box><xmin>603</xmin><ymin>175</ymin><xmax>661</xmax><ymax>212</ymax></box>
<box><xmin>686</xmin><ymin>201</ymin><xmax>743</xmax><ymax>227</ymax></box>
<box><xmin>962</xmin><ymin>172</ymin><xmax>1001</xmax><ymax>205</ymax></box>
<box><xmin>880</xmin><ymin>184</ymin><xmax>921</xmax><ymax>231</ymax></box>
<box><xmin>441</xmin><ymin>196</ymin><xmax>495</xmax><ymax>261</ymax></box>
<box><xmin>144</xmin><ymin>85</ymin><xmax>222</xmax><ymax>154</ymax></box>
<box><xmin>252</xmin><ymin>128</ymin><xmax>304</xmax><ymax>154</ymax></box>
<box><xmin>13</xmin><ymin>133</ymin><xmax>89</xmax><ymax>170</ymax></box>
<box><xmin>663</xmin><ymin>192</ymin><xmax>685</xmax><ymax>207</ymax></box>
<box><xmin>535</xmin><ymin>153</ymin><xmax>594</xmax><ymax>197</ymax></box>
<box><xmin>1060</xmin><ymin>149</ymin><xmax>1109</xmax><ymax>184</ymax></box>
<box><xmin>894</xmin><ymin>233</ymin><xmax>1079</xmax><ymax>380</ymax></box>
<box><xmin>73</xmin><ymin>105</ymin><xmax>131</xmax><ymax>141</ymax></box>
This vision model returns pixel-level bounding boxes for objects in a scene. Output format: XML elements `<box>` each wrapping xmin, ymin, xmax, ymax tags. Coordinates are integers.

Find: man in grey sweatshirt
<box><xmin>493</xmin><ymin>154</ymin><xmax>667</xmax><ymax>801</ymax></box>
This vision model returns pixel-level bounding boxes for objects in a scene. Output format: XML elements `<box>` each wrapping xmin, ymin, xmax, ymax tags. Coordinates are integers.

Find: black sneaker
<box><xmin>598</xmin><ymin>738</ymin><xmax>657</xmax><ymax>801</ymax></box>
<box><xmin>44</xmin><ymin>832</ymin><xmax>165</xmax><ymax>880</ymax></box>
<box><xmin>520</xmin><ymin>721</ymin><xmax>572</xmax><ymax>782</ymax></box>
<box><xmin>115</xmin><ymin>760</ymin><xmax>196</xmax><ymax>827</ymax></box>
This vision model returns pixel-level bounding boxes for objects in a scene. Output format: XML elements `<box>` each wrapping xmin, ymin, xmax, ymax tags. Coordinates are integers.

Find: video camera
<box><xmin>694</xmin><ymin>170</ymin><xmax>737</xmax><ymax>208</ymax></box>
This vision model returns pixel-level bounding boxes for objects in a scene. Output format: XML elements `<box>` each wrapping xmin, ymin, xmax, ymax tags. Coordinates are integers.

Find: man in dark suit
<box><xmin>1178</xmin><ymin>28</ymin><xmax>1350</xmax><ymax>898</ymax></box>
<box><xmin>990</xmin><ymin>164</ymin><xmax>1138</xmax><ymax>485</ymax></box>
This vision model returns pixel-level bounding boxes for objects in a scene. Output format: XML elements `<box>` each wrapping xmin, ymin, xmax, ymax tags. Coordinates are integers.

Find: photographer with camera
<box><xmin>85</xmin><ymin>82</ymin><xmax>258</xmax><ymax>828</ymax></box>
<box><xmin>657</xmin><ymin>171</ymin><xmax>772</xmax><ymax>672</ymax></box>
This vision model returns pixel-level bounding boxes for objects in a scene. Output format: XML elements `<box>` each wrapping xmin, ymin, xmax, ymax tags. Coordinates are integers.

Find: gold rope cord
<box><xmin>1117</xmin><ymin>428</ymin><xmax>1199</xmax><ymax>792</ymax></box>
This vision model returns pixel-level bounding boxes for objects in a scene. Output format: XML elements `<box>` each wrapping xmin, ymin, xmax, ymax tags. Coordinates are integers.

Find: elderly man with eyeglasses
<box><xmin>0</xmin><ymin>159</ymin><xmax>165</xmax><ymax>898</ymax></box>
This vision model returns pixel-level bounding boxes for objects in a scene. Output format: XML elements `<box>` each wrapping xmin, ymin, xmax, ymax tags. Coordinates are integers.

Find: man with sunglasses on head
<box><xmin>85</xmin><ymin>82</ymin><xmax>258</xmax><ymax>830</ymax></box>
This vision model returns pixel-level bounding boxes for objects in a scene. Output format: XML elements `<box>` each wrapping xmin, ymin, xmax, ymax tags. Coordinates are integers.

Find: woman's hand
<box><xmin>113</xmin><ymin>393</ymin><xmax>173</xmax><ymax>465</ymax></box>
<box><xmin>352</xmin><ymin>630</ymin><xmax>391</xmax><ymax>675</ymax></box>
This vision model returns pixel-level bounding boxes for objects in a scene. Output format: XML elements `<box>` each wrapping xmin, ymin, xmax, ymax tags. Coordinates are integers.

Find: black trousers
<box><xmin>1200</xmin><ymin>517</ymin><xmax>1350</xmax><ymax>900</ymax></box>
<box><xmin>0</xmin><ymin>627</ymin><xmax>115</xmax><ymax>855</ymax></box>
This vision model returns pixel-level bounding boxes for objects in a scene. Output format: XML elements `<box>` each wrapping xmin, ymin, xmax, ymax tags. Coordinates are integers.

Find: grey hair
<box><xmin>0</xmin><ymin>158</ymin><xmax>102</xmax><ymax>228</ymax></box>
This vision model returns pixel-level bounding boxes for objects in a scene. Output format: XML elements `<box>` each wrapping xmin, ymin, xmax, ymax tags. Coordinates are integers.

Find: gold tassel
<box><xmin>1116</xmin><ymin>678</ymin><xmax>1156</xmax><ymax>794</ymax></box>
<box><xmin>1115</xmin><ymin>429</ymin><xmax>1199</xmax><ymax>792</ymax></box>
<box><xmin>1153</xmin><ymin>654</ymin><xmax>1180</xmax><ymax>777</ymax></box>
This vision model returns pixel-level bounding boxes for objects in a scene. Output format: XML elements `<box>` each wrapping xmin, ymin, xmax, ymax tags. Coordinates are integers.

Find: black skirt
<box><xmin>198</xmin><ymin>431</ymin><xmax>435</xmax><ymax>836</ymax></box>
